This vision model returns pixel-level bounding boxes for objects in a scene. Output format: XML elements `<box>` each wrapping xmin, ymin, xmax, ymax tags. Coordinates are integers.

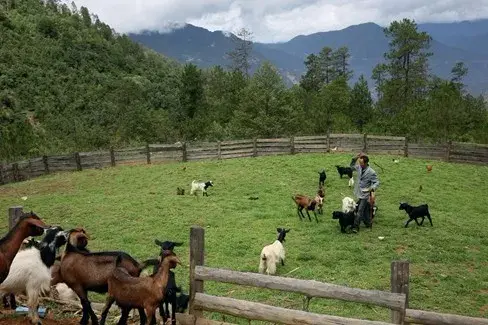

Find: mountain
<box><xmin>128</xmin><ymin>21</ymin><xmax>488</xmax><ymax>95</ymax></box>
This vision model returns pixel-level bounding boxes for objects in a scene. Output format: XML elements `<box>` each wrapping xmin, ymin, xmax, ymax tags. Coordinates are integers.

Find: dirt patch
<box><xmin>395</xmin><ymin>245</ymin><xmax>407</xmax><ymax>255</ymax></box>
<box><xmin>479</xmin><ymin>304</ymin><xmax>488</xmax><ymax>315</ymax></box>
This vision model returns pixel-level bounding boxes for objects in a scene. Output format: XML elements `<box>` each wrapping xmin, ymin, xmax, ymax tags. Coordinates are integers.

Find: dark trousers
<box><xmin>354</xmin><ymin>198</ymin><xmax>371</xmax><ymax>228</ymax></box>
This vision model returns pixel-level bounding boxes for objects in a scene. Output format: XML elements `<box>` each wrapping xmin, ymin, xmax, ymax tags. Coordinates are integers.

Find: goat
<box><xmin>59</xmin><ymin>228</ymin><xmax>158</xmax><ymax>325</ymax></box>
<box><xmin>190</xmin><ymin>180</ymin><xmax>213</xmax><ymax>196</ymax></box>
<box><xmin>0</xmin><ymin>211</ymin><xmax>49</xmax><ymax>284</ymax></box>
<box><xmin>0</xmin><ymin>226</ymin><xmax>68</xmax><ymax>324</ymax></box>
<box><xmin>176</xmin><ymin>187</ymin><xmax>185</xmax><ymax>195</ymax></box>
<box><xmin>348</xmin><ymin>177</ymin><xmax>354</xmax><ymax>188</ymax></box>
<box><xmin>318</xmin><ymin>169</ymin><xmax>326</xmax><ymax>187</ymax></box>
<box><xmin>332</xmin><ymin>211</ymin><xmax>356</xmax><ymax>233</ymax></box>
<box><xmin>107</xmin><ymin>252</ymin><xmax>181</xmax><ymax>325</ymax></box>
<box><xmin>335</xmin><ymin>165</ymin><xmax>353</xmax><ymax>179</ymax></box>
<box><xmin>399</xmin><ymin>202</ymin><xmax>433</xmax><ymax>228</ymax></box>
<box><xmin>292</xmin><ymin>194</ymin><xmax>319</xmax><ymax>223</ymax></box>
<box><xmin>342</xmin><ymin>197</ymin><xmax>357</xmax><ymax>214</ymax></box>
<box><xmin>259</xmin><ymin>228</ymin><xmax>290</xmax><ymax>275</ymax></box>
<box><xmin>153</xmin><ymin>239</ymin><xmax>185</xmax><ymax>325</ymax></box>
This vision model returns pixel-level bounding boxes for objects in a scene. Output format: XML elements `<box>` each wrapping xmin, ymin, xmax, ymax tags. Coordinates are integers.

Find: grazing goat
<box><xmin>292</xmin><ymin>194</ymin><xmax>319</xmax><ymax>223</ymax></box>
<box><xmin>59</xmin><ymin>228</ymin><xmax>158</xmax><ymax>325</ymax></box>
<box><xmin>0</xmin><ymin>226</ymin><xmax>68</xmax><ymax>324</ymax></box>
<box><xmin>176</xmin><ymin>187</ymin><xmax>185</xmax><ymax>195</ymax></box>
<box><xmin>318</xmin><ymin>169</ymin><xmax>326</xmax><ymax>187</ymax></box>
<box><xmin>332</xmin><ymin>211</ymin><xmax>356</xmax><ymax>233</ymax></box>
<box><xmin>335</xmin><ymin>165</ymin><xmax>353</xmax><ymax>179</ymax></box>
<box><xmin>107</xmin><ymin>253</ymin><xmax>181</xmax><ymax>325</ymax></box>
<box><xmin>259</xmin><ymin>228</ymin><xmax>290</xmax><ymax>275</ymax></box>
<box><xmin>190</xmin><ymin>180</ymin><xmax>213</xmax><ymax>196</ymax></box>
<box><xmin>399</xmin><ymin>202</ymin><xmax>433</xmax><ymax>228</ymax></box>
<box><xmin>0</xmin><ymin>211</ymin><xmax>48</xmax><ymax>284</ymax></box>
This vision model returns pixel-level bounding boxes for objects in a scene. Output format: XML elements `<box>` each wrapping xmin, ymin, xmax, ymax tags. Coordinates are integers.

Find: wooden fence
<box><xmin>1</xmin><ymin>134</ymin><xmax>487</xmax><ymax>186</ymax></box>
<box><xmin>181</xmin><ymin>225</ymin><xmax>488</xmax><ymax>325</ymax></box>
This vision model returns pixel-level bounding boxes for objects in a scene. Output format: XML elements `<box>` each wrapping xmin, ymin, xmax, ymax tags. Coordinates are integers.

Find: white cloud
<box><xmin>69</xmin><ymin>0</ymin><xmax>488</xmax><ymax>42</ymax></box>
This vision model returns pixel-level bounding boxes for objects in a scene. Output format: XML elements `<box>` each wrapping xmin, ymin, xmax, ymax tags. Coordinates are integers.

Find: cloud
<box><xmin>69</xmin><ymin>0</ymin><xmax>488</xmax><ymax>42</ymax></box>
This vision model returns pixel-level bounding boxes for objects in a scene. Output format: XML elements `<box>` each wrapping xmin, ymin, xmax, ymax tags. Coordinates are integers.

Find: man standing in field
<box><xmin>350</xmin><ymin>153</ymin><xmax>380</xmax><ymax>233</ymax></box>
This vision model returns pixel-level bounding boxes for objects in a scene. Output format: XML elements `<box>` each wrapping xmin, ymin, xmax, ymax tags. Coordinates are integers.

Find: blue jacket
<box><xmin>350</xmin><ymin>158</ymin><xmax>380</xmax><ymax>199</ymax></box>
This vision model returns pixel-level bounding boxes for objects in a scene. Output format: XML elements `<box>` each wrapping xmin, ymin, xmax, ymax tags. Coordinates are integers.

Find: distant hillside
<box><xmin>129</xmin><ymin>21</ymin><xmax>488</xmax><ymax>95</ymax></box>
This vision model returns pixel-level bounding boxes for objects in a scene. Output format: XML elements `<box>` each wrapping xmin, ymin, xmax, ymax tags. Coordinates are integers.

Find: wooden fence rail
<box><xmin>185</xmin><ymin>225</ymin><xmax>488</xmax><ymax>325</ymax></box>
<box><xmin>1</xmin><ymin>133</ymin><xmax>487</xmax><ymax>186</ymax></box>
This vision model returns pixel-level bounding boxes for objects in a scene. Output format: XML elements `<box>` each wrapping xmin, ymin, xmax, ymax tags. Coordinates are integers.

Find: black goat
<box><xmin>399</xmin><ymin>202</ymin><xmax>433</xmax><ymax>228</ymax></box>
<box><xmin>332</xmin><ymin>211</ymin><xmax>356</xmax><ymax>233</ymax></box>
<box><xmin>153</xmin><ymin>239</ymin><xmax>186</xmax><ymax>325</ymax></box>
<box><xmin>335</xmin><ymin>165</ymin><xmax>353</xmax><ymax>179</ymax></box>
<box><xmin>318</xmin><ymin>169</ymin><xmax>327</xmax><ymax>187</ymax></box>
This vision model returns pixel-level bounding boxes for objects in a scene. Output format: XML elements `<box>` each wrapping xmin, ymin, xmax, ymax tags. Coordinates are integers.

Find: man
<box><xmin>350</xmin><ymin>153</ymin><xmax>380</xmax><ymax>232</ymax></box>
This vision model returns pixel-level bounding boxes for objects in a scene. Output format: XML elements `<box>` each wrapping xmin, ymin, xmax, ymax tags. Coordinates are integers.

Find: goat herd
<box><xmin>0</xmin><ymin>212</ymin><xmax>188</xmax><ymax>325</ymax></box>
<box><xmin>0</xmin><ymin>157</ymin><xmax>434</xmax><ymax>325</ymax></box>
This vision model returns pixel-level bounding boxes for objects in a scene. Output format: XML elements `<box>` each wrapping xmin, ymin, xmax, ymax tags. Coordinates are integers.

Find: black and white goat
<box><xmin>0</xmin><ymin>226</ymin><xmax>68</xmax><ymax>324</ymax></box>
<box><xmin>399</xmin><ymin>202</ymin><xmax>433</xmax><ymax>228</ymax></box>
<box><xmin>259</xmin><ymin>228</ymin><xmax>290</xmax><ymax>275</ymax></box>
<box><xmin>190</xmin><ymin>180</ymin><xmax>213</xmax><ymax>196</ymax></box>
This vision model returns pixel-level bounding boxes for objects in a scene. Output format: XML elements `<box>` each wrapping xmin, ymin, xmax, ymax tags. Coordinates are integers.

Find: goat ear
<box><xmin>276</xmin><ymin>228</ymin><xmax>283</xmax><ymax>233</ymax></box>
<box><xmin>154</xmin><ymin>239</ymin><xmax>164</xmax><ymax>247</ymax></box>
<box><xmin>173</xmin><ymin>242</ymin><xmax>183</xmax><ymax>247</ymax></box>
<box><xmin>285</xmin><ymin>229</ymin><xmax>291</xmax><ymax>233</ymax></box>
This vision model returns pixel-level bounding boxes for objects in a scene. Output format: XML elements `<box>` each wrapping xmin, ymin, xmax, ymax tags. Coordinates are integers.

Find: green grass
<box><xmin>1</xmin><ymin>153</ymin><xmax>488</xmax><ymax>324</ymax></box>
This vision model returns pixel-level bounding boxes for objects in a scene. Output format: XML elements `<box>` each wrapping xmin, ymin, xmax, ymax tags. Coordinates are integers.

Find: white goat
<box><xmin>190</xmin><ymin>180</ymin><xmax>213</xmax><ymax>196</ymax></box>
<box><xmin>342</xmin><ymin>196</ymin><xmax>357</xmax><ymax>213</ymax></box>
<box><xmin>348</xmin><ymin>177</ymin><xmax>354</xmax><ymax>188</ymax></box>
<box><xmin>258</xmin><ymin>228</ymin><xmax>290</xmax><ymax>275</ymax></box>
<box><xmin>0</xmin><ymin>227</ymin><xmax>68</xmax><ymax>324</ymax></box>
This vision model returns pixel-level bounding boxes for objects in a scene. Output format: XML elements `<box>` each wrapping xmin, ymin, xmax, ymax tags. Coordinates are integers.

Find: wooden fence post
<box><xmin>0</xmin><ymin>163</ymin><xmax>4</xmax><ymax>185</ymax></box>
<box><xmin>326</xmin><ymin>131</ymin><xmax>331</xmax><ymax>153</ymax></box>
<box><xmin>391</xmin><ymin>260</ymin><xmax>409</xmax><ymax>324</ymax></box>
<box><xmin>403</xmin><ymin>138</ymin><xmax>409</xmax><ymax>158</ymax></box>
<box><xmin>252</xmin><ymin>138</ymin><xmax>258</xmax><ymax>157</ymax></box>
<box><xmin>12</xmin><ymin>163</ymin><xmax>19</xmax><ymax>182</ymax></box>
<box><xmin>42</xmin><ymin>155</ymin><xmax>49</xmax><ymax>174</ymax></box>
<box><xmin>217</xmin><ymin>141</ymin><xmax>222</xmax><ymax>160</ymax></box>
<box><xmin>110</xmin><ymin>147</ymin><xmax>116</xmax><ymax>167</ymax></box>
<box><xmin>446</xmin><ymin>140</ymin><xmax>452</xmax><ymax>162</ymax></box>
<box><xmin>290</xmin><ymin>137</ymin><xmax>295</xmax><ymax>155</ymax></box>
<box><xmin>74</xmin><ymin>152</ymin><xmax>82</xmax><ymax>171</ymax></box>
<box><xmin>363</xmin><ymin>133</ymin><xmax>368</xmax><ymax>153</ymax></box>
<box><xmin>146</xmin><ymin>143</ymin><xmax>151</xmax><ymax>164</ymax></box>
<box><xmin>9</xmin><ymin>206</ymin><xmax>23</xmax><ymax>230</ymax></box>
<box><xmin>182</xmin><ymin>142</ymin><xmax>187</xmax><ymax>162</ymax></box>
<box><xmin>190</xmin><ymin>226</ymin><xmax>205</xmax><ymax>318</ymax></box>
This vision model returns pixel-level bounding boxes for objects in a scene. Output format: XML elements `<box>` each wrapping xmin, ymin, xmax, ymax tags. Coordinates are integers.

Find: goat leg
<box><xmin>116</xmin><ymin>308</ymin><xmax>130</xmax><ymax>325</ymax></box>
<box><xmin>171</xmin><ymin>294</ymin><xmax>177</xmax><ymax>325</ymax></box>
<box><xmin>99</xmin><ymin>296</ymin><xmax>116</xmax><ymax>325</ymax></box>
<box><xmin>414</xmin><ymin>217</ymin><xmax>421</xmax><ymax>226</ymax></box>
<box><xmin>404</xmin><ymin>218</ymin><xmax>413</xmax><ymax>228</ymax></box>
<box><xmin>427</xmin><ymin>213</ymin><xmax>433</xmax><ymax>226</ymax></box>
<box><xmin>313</xmin><ymin>211</ymin><xmax>318</xmax><ymax>223</ymax></box>
<box><xmin>305</xmin><ymin>210</ymin><xmax>312</xmax><ymax>222</ymax></box>
<box><xmin>138</xmin><ymin>307</ymin><xmax>147</xmax><ymax>325</ymax></box>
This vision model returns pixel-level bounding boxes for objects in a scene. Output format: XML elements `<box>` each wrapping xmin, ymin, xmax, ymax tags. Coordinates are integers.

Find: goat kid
<box><xmin>399</xmin><ymin>202</ymin><xmax>433</xmax><ymax>228</ymax></box>
<box><xmin>318</xmin><ymin>169</ymin><xmax>327</xmax><ymax>187</ymax></box>
<box><xmin>335</xmin><ymin>165</ymin><xmax>353</xmax><ymax>179</ymax></box>
<box><xmin>190</xmin><ymin>180</ymin><xmax>213</xmax><ymax>196</ymax></box>
<box><xmin>332</xmin><ymin>211</ymin><xmax>356</xmax><ymax>233</ymax></box>
<box><xmin>107</xmin><ymin>252</ymin><xmax>181</xmax><ymax>325</ymax></box>
<box><xmin>259</xmin><ymin>228</ymin><xmax>289</xmax><ymax>275</ymax></box>
<box><xmin>0</xmin><ymin>226</ymin><xmax>68</xmax><ymax>324</ymax></box>
<box><xmin>292</xmin><ymin>194</ymin><xmax>319</xmax><ymax>223</ymax></box>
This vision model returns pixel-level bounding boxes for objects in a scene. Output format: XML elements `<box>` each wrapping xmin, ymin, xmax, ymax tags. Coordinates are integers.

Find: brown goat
<box><xmin>59</xmin><ymin>229</ymin><xmax>157</xmax><ymax>325</ymax></box>
<box><xmin>292</xmin><ymin>194</ymin><xmax>319</xmax><ymax>223</ymax></box>
<box><xmin>0</xmin><ymin>211</ymin><xmax>48</xmax><ymax>284</ymax></box>
<box><xmin>107</xmin><ymin>252</ymin><xmax>181</xmax><ymax>325</ymax></box>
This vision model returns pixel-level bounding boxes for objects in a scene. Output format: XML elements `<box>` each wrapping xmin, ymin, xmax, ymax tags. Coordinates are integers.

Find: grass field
<box><xmin>1</xmin><ymin>153</ymin><xmax>487</xmax><ymax>324</ymax></box>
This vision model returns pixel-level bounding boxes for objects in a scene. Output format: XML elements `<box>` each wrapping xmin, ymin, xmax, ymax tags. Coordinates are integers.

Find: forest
<box><xmin>1</xmin><ymin>0</ymin><xmax>487</xmax><ymax>161</ymax></box>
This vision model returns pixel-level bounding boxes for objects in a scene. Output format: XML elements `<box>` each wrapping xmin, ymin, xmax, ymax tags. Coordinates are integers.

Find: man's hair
<box><xmin>360</xmin><ymin>154</ymin><xmax>369</xmax><ymax>165</ymax></box>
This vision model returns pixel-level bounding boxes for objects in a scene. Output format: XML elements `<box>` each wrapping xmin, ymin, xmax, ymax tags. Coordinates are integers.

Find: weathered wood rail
<box><xmin>180</xmin><ymin>226</ymin><xmax>488</xmax><ymax>325</ymax></box>
<box><xmin>1</xmin><ymin>134</ymin><xmax>487</xmax><ymax>186</ymax></box>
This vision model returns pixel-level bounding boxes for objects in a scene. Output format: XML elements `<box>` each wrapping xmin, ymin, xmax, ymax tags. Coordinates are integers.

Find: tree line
<box><xmin>1</xmin><ymin>0</ymin><xmax>487</xmax><ymax>162</ymax></box>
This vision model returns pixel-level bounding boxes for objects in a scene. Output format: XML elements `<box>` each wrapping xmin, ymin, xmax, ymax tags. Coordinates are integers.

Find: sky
<box><xmin>69</xmin><ymin>0</ymin><xmax>488</xmax><ymax>43</ymax></box>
